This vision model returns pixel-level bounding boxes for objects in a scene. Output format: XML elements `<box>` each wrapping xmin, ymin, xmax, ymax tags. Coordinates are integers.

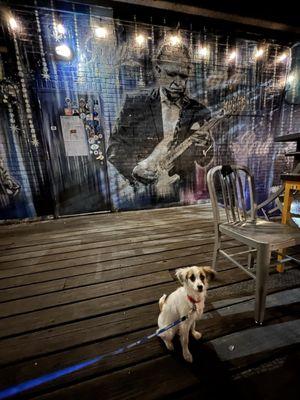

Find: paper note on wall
<box><xmin>60</xmin><ymin>116</ymin><xmax>89</xmax><ymax>156</ymax></box>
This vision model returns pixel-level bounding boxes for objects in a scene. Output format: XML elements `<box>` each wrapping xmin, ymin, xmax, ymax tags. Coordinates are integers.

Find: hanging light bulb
<box><xmin>277</xmin><ymin>52</ymin><xmax>288</xmax><ymax>63</ymax></box>
<box><xmin>287</xmin><ymin>73</ymin><xmax>295</xmax><ymax>84</ymax></box>
<box><xmin>55</xmin><ymin>44</ymin><xmax>72</xmax><ymax>60</ymax></box>
<box><xmin>253</xmin><ymin>48</ymin><xmax>264</xmax><ymax>59</ymax></box>
<box><xmin>169</xmin><ymin>35</ymin><xmax>181</xmax><ymax>46</ymax></box>
<box><xmin>56</xmin><ymin>23</ymin><xmax>66</xmax><ymax>35</ymax></box>
<box><xmin>8</xmin><ymin>17</ymin><xmax>18</xmax><ymax>31</ymax></box>
<box><xmin>94</xmin><ymin>26</ymin><xmax>108</xmax><ymax>39</ymax></box>
<box><xmin>228</xmin><ymin>50</ymin><xmax>238</xmax><ymax>62</ymax></box>
<box><xmin>135</xmin><ymin>34</ymin><xmax>146</xmax><ymax>46</ymax></box>
<box><xmin>198</xmin><ymin>46</ymin><xmax>209</xmax><ymax>59</ymax></box>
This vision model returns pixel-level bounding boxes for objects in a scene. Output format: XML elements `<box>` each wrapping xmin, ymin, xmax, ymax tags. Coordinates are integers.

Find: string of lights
<box><xmin>5</xmin><ymin>10</ymin><xmax>292</xmax><ymax>67</ymax></box>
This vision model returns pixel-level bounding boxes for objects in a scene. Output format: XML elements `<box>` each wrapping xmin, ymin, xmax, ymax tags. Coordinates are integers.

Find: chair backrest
<box><xmin>207</xmin><ymin>165</ymin><xmax>257</xmax><ymax>224</ymax></box>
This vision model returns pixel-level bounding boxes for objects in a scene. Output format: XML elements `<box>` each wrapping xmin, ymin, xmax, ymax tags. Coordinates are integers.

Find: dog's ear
<box><xmin>175</xmin><ymin>268</ymin><xmax>188</xmax><ymax>285</ymax></box>
<box><xmin>202</xmin><ymin>266</ymin><xmax>217</xmax><ymax>281</ymax></box>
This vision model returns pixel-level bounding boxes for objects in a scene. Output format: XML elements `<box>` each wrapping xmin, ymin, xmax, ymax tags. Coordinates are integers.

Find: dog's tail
<box><xmin>159</xmin><ymin>294</ymin><xmax>167</xmax><ymax>311</ymax></box>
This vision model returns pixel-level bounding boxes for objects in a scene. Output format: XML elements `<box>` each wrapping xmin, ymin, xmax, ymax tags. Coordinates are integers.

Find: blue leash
<box><xmin>0</xmin><ymin>313</ymin><xmax>190</xmax><ymax>399</ymax></box>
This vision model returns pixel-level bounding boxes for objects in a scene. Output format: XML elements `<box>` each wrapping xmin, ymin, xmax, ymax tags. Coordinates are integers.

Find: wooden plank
<box><xmin>58</xmin><ymin>250</ymin><xmax>300</xmax><ymax>290</ymax></box>
<box><xmin>0</xmin><ymin>247</ymin><xmax>242</xmax><ymax>302</ymax></box>
<box><xmin>0</xmin><ymin>215</ymin><xmax>210</xmax><ymax>246</ymax></box>
<box><xmin>0</xmin><ymin>251</ymin><xmax>262</xmax><ymax>317</ymax></box>
<box><xmin>0</xmin><ymin>204</ymin><xmax>210</xmax><ymax>236</ymax></box>
<box><xmin>0</xmin><ymin>226</ymin><xmax>213</xmax><ymax>261</ymax></box>
<box><xmin>1</xmin><ymin>288</ymin><xmax>298</xmax><ymax>398</ymax></box>
<box><xmin>29</xmin><ymin>306</ymin><xmax>298</xmax><ymax>400</ymax></box>
<box><xmin>0</xmin><ymin>208</ymin><xmax>199</xmax><ymax>232</ymax></box>
<box><xmin>0</xmin><ymin>246</ymin><xmax>237</xmax><ymax>302</ymax></box>
<box><xmin>1</xmin><ymin>233</ymin><xmax>241</xmax><ymax>279</ymax></box>
<box><xmin>0</xmin><ymin>221</ymin><xmax>214</xmax><ymax>256</ymax></box>
<box><xmin>0</xmin><ymin>221</ymin><xmax>213</xmax><ymax>251</ymax></box>
<box><xmin>0</xmin><ymin>267</ymin><xmax>250</xmax><ymax>339</ymax></box>
<box><xmin>0</xmin><ymin>271</ymin><xmax>171</xmax><ymax>318</ymax></box>
<box><xmin>0</xmin><ymin>282</ymin><xmax>176</xmax><ymax>340</ymax></box>
<box><xmin>0</xmin><ymin>220</ymin><xmax>213</xmax><ymax>252</ymax></box>
<box><xmin>1</xmin><ymin>284</ymin><xmax>298</xmax><ymax>368</ymax></box>
<box><xmin>0</xmin><ymin>279</ymin><xmax>67</xmax><ymax>303</ymax></box>
<box><xmin>1</xmin><ymin>219</ymin><xmax>202</xmax><ymax>249</ymax></box>
<box><xmin>0</xmin><ymin>237</ymin><xmax>218</xmax><ymax>275</ymax></box>
<box><xmin>0</xmin><ymin>240</ymin><xmax>241</xmax><ymax>289</ymax></box>
<box><xmin>1</xmin><ymin>244</ymin><xmax>297</xmax><ymax>305</ymax></box>
<box><xmin>0</xmin><ymin>303</ymin><xmax>158</xmax><ymax>366</ymax></box>
<box><xmin>0</xmin><ymin>214</ymin><xmax>213</xmax><ymax>247</ymax></box>
<box><xmin>0</xmin><ymin>244</ymin><xmax>297</xmax><ymax>300</ymax></box>
<box><xmin>2</xmin><ymin>267</ymin><xmax>298</xmax><ymax>365</ymax></box>
<box><xmin>34</xmin><ymin>356</ymin><xmax>199</xmax><ymax>400</ymax></box>
<box><xmin>0</xmin><ymin>231</ymin><xmax>216</xmax><ymax>268</ymax></box>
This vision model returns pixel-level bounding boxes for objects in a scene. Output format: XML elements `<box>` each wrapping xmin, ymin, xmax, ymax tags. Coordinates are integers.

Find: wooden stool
<box><xmin>277</xmin><ymin>176</ymin><xmax>300</xmax><ymax>272</ymax></box>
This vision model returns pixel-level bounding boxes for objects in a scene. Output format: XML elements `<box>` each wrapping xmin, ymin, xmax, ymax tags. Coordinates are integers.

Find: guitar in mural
<box><xmin>133</xmin><ymin>96</ymin><xmax>246</xmax><ymax>196</ymax></box>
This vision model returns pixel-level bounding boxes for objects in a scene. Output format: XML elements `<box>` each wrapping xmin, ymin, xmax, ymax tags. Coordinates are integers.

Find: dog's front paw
<box><xmin>183</xmin><ymin>351</ymin><xmax>193</xmax><ymax>363</ymax></box>
<box><xmin>192</xmin><ymin>330</ymin><xmax>202</xmax><ymax>340</ymax></box>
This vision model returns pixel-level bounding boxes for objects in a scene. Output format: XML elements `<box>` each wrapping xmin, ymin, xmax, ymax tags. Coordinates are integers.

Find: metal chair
<box><xmin>207</xmin><ymin>165</ymin><xmax>300</xmax><ymax>324</ymax></box>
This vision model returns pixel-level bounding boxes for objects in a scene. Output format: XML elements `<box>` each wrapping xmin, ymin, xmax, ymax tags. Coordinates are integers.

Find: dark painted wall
<box><xmin>0</xmin><ymin>1</ymin><xmax>299</xmax><ymax>219</ymax></box>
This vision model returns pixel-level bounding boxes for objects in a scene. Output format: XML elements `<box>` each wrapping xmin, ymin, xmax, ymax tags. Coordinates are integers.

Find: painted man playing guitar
<box><xmin>107</xmin><ymin>42</ymin><xmax>241</xmax><ymax>199</ymax></box>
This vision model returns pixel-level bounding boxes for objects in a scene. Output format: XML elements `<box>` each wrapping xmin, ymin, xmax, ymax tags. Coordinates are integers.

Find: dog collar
<box><xmin>187</xmin><ymin>295</ymin><xmax>201</xmax><ymax>304</ymax></box>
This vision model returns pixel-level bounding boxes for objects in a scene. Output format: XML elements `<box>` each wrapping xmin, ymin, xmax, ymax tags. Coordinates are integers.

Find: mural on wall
<box><xmin>107</xmin><ymin>42</ymin><xmax>248</xmax><ymax>204</ymax></box>
<box><xmin>0</xmin><ymin>1</ymin><xmax>299</xmax><ymax>219</ymax></box>
<box><xmin>106</xmin><ymin>25</ymin><xmax>296</xmax><ymax>209</ymax></box>
<box><xmin>107</xmin><ymin>43</ymin><xmax>213</xmax><ymax>202</ymax></box>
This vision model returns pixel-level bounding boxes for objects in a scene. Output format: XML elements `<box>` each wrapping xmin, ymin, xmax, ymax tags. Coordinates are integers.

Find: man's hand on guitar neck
<box><xmin>189</xmin><ymin>122</ymin><xmax>212</xmax><ymax>148</ymax></box>
<box><xmin>191</xmin><ymin>130</ymin><xmax>212</xmax><ymax>148</ymax></box>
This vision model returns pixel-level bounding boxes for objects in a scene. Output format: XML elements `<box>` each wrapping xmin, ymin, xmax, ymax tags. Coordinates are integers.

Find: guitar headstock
<box><xmin>222</xmin><ymin>95</ymin><xmax>247</xmax><ymax>116</ymax></box>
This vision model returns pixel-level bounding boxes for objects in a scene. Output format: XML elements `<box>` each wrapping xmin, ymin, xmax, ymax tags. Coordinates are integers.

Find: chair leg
<box><xmin>277</xmin><ymin>182</ymin><xmax>293</xmax><ymax>273</ymax></box>
<box><xmin>212</xmin><ymin>230</ymin><xmax>221</xmax><ymax>270</ymax></box>
<box><xmin>255</xmin><ymin>244</ymin><xmax>270</xmax><ymax>325</ymax></box>
<box><xmin>247</xmin><ymin>247</ymin><xmax>254</xmax><ymax>269</ymax></box>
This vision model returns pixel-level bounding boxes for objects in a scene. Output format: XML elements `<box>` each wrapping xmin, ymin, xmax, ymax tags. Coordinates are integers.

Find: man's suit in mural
<box><xmin>107</xmin><ymin>88</ymin><xmax>212</xmax><ymax>199</ymax></box>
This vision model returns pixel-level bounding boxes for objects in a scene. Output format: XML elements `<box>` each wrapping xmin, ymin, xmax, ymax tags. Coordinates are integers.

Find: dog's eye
<box><xmin>200</xmin><ymin>274</ymin><xmax>205</xmax><ymax>281</ymax></box>
<box><xmin>190</xmin><ymin>274</ymin><xmax>195</xmax><ymax>282</ymax></box>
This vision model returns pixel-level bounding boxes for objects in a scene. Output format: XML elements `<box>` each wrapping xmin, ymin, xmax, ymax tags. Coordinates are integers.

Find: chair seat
<box><xmin>220</xmin><ymin>218</ymin><xmax>300</xmax><ymax>250</ymax></box>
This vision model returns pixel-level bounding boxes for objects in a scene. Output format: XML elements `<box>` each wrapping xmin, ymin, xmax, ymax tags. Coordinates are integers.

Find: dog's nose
<box><xmin>197</xmin><ymin>285</ymin><xmax>203</xmax><ymax>292</ymax></box>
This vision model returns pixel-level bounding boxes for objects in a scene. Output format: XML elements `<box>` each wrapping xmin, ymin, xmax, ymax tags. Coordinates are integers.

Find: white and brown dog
<box><xmin>158</xmin><ymin>265</ymin><xmax>215</xmax><ymax>363</ymax></box>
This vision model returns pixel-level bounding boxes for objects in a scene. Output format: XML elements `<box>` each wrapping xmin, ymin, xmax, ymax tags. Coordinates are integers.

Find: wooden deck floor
<box><xmin>0</xmin><ymin>204</ymin><xmax>299</xmax><ymax>400</ymax></box>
